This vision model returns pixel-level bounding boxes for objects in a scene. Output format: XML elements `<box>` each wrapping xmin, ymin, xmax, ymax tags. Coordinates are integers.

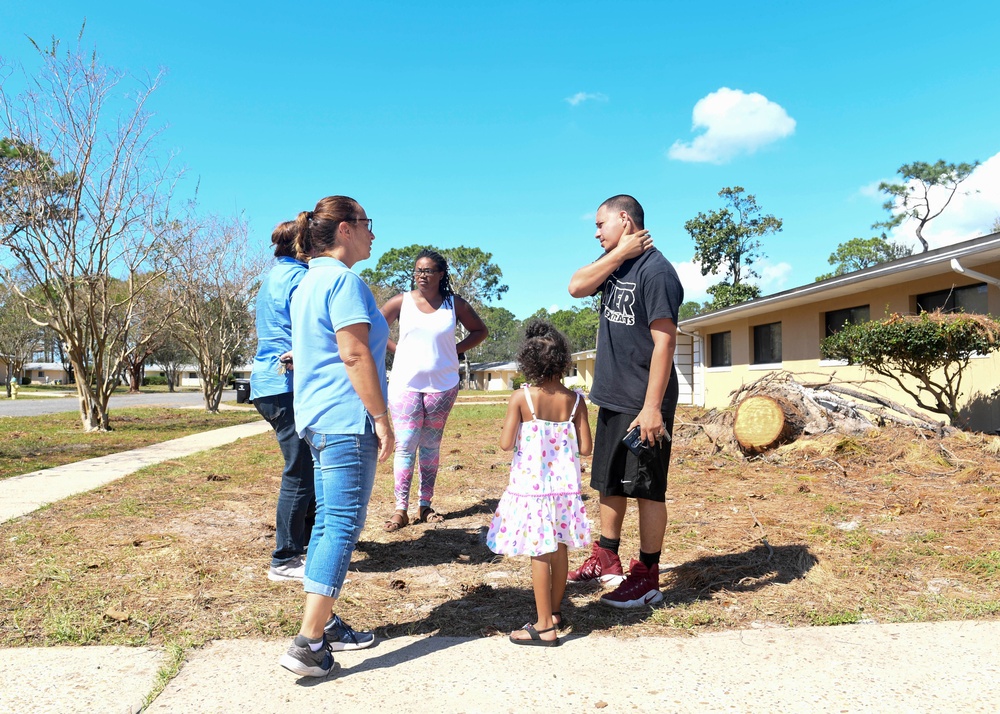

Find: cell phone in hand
<box><xmin>622</xmin><ymin>425</ymin><xmax>653</xmax><ymax>462</ymax></box>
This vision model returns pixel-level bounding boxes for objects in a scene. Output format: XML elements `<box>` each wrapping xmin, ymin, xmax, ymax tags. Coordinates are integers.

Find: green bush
<box><xmin>821</xmin><ymin>310</ymin><xmax>1000</xmax><ymax>425</ymax></box>
<box><xmin>143</xmin><ymin>376</ymin><xmax>168</xmax><ymax>386</ymax></box>
<box><xmin>512</xmin><ymin>374</ymin><xmax>526</xmax><ymax>389</ymax></box>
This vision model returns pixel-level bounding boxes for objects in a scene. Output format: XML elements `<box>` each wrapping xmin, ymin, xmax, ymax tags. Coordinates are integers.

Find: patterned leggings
<box><xmin>389</xmin><ymin>385</ymin><xmax>460</xmax><ymax>511</ymax></box>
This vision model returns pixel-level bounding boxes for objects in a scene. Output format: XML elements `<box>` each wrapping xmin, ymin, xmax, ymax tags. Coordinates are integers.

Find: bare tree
<box><xmin>0</xmin><ymin>33</ymin><xmax>181</xmax><ymax>430</ymax></box>
<box><xmin>149</xmin><ymin>330</ymin><xmax>192</xmax><ymax>392</ymax></box>
<box><xmin>0</xmin><ymin>281</ymin><xmax>41</xmax><ymax>396</ymax></box>
<box><xmin>118</xmin><ymin>274</ymin><xmax>175</xmax><ymax>392</ymax></box>
<box><xmin>169</xmin><ymin>214</ymin><xmax>265</xmax><ymax>412</ymax></box>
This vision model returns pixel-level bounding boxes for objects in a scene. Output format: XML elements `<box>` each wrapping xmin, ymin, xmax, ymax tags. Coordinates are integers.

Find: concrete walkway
<box><xmin>0</xmin><ymin>420</ymin><xmax>270</xmax><ymax>523</ymax></box>
<box><xmin>1</xmin><ymin>621</ymin><xmax>997</xmax><ymax>713</ymax></box>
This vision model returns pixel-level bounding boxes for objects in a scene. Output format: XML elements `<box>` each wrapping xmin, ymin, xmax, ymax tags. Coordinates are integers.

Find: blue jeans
<box><xmin>253</xmin><ymin>392</ymin><xmax>316</xmax><ymax>567</ymax></box>
<box><xmin>302</xmin><ymin>424</ymin><xmax>378</xmax><ymax>598</ymax></box>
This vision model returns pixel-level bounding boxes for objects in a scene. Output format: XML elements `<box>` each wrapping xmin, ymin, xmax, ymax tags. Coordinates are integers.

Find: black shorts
<box><xmin>590</xmin><ymin>407</ymin><xmax>674</xmax><ymax>502</ymax></box>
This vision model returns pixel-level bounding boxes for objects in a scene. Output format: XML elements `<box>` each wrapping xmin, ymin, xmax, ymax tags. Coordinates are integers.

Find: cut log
<box><xmin>734</xmin><ymin>395</ymin><xmax>802</xmax><ymax>453</ymax></box>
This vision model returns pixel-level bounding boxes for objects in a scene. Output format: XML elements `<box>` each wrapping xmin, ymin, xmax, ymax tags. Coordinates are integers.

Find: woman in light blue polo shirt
<box><xmin>278</xmin><ymin>195</ymin><xmax>394</xmax><ymax>679</ymax></box>
<box><xmin>250</xmin><ymin>221</ymin><xmax>374</xmax><ymax>652</ymax></box>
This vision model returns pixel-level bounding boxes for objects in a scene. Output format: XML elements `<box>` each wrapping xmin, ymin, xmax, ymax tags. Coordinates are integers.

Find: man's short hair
<box><xmin>600</xmin><ymin>194</ymin><xmax>644</xmax><ymax>230</ymax></box>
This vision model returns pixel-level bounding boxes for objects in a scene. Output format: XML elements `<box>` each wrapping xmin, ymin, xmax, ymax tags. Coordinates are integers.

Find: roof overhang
<box><xmin>679</xmin><ymin>233</ymin><xmax>1000</xmax><ymax>330</ymax></box>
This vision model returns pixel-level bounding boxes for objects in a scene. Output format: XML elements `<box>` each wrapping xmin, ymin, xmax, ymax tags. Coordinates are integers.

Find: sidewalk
<box><xmin>0</xmin><ymin>420</ymin><xmax>271</xmax><ymax>523</ymax></box>
<box><xmin>1</xmin><ymin>621</ymin><xmax>996</xmax><ymax>713</ymax></box>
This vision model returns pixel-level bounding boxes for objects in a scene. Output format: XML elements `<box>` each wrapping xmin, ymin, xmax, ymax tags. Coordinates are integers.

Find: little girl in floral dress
<box><xmin>487</xmin><ymin>319</ymin><xmax>593</xmax><ymax>646</ymax></box>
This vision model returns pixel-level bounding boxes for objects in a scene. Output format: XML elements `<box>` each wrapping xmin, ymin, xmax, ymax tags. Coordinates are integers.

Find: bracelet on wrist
<box><xmin>370</xmin><ymin>409</ymin><xmax>388</xmax><ymax>420</ymax></box>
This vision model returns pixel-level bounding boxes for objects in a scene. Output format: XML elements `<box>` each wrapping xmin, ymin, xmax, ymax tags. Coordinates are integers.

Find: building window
<box><xmin>188</xmin><ymin>372</ymin><xmax>197</xmax><ymax>379</ymax></box>
<box><xmin>709</xmin><ymin>331</ymin><xmax>732</xmax><ymax>367</ymax></box>
<box><xmin>753</xmin><ymin>322</ymin><xmax>782</xmax><ymax>364</ymax></box>
<box><xmin>825</xmin><ymin>305</ymin><xmax>870</xmax><ymax>336</ymax></box>
<box><xmin>487</xmin><ymin>372</ymin><xmax>492</xmax><ymax>382</ymax></box>
<box><xmin>38</xmin><ymin>370</ymin><xmax>45</xmax><ymax>378</ymax></box>
<box><xmin>917</xmin><ymin>283</ymin><xmax>988</xmax><ymax>314</ymax></box>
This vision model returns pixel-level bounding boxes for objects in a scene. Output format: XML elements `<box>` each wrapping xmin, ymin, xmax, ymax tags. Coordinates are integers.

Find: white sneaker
<box><xmin>268</xmin><ymin>555</ymin><xmax>305</xmax><ymax>582</ymax></box>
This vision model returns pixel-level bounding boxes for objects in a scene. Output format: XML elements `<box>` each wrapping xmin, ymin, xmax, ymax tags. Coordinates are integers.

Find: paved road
<box><xmin>0</xmin><ymin>389</ymin><xmax>233</xmax><ymax>417</ymax></box>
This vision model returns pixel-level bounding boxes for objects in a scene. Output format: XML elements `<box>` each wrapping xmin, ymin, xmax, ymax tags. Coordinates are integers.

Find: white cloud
<box><xmin>857</xmin><ymin>180</ymin><xmax>886</xmax><ymax>199</ymax></box>
<box><xmin>668</xmin><ymin>87</ymin><xmax>796</xmax><ymax>164</ymax></box>
<box><xmin>673</xmin><ymin>260</ymin><xmax>720</xmax><ymax>303</ymax></box>
<box><xmin>566</xmin><ymin>91</ymin><xmax>608</xmax><ymax>107</ymax></box>
<box><xmin>672</xmin><ymin>258</ymin><xmax>792</xmax><ymax>304</ymax></box>
<box><xmin>758</xmin><ymin>260</ymin><xmax>794</xmax><ymax>293</ymax></box>
<box><xmin>548</xmin><ymin>304</ymin><xmax>561</xmax><ymax>313</ymax></box>
<box><xmin>880</xmin><ymin>152</ymin><xmax>1000</xmax><ymax>249</ymax></box>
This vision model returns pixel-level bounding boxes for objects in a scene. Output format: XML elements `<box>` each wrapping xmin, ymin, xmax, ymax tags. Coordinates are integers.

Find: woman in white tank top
<box><xmin>379</xmin><ymin>249</ymin><xmax>488</xmax><ymax>531</ymax></box>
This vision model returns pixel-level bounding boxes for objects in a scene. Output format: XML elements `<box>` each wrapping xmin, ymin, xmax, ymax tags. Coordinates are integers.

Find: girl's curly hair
<box><xmin>517</xmin><ymin>318</ymin><xmax>571</xmax><ymax>384</ymax></box>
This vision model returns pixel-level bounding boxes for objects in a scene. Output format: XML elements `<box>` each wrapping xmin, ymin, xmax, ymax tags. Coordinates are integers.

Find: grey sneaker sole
<box><xmin>328</xmin><ymin>635</ymin><xmax>375</xmax><ymax>652</ymax></box>
<box><xmin>268</xmin><ymin>570</ymin><xmax>304</xmax><ymax>582</ymax></box>
<box><xmin>278</xmin><ymin>653</ymin><xmax>334</xmax><ymax>677</ymax></box>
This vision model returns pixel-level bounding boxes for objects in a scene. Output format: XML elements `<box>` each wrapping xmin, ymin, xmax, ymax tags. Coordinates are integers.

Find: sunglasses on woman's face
<box><xmin>413</xmin><ymin>268</ymin><xmax>440</xmax><ymax>276</ymax></box>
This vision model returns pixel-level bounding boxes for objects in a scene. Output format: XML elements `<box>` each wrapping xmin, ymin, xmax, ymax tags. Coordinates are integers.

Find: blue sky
<box><xmin>3</xmin><ymin>1</ymin><xmax>998</xmax><ymax>318</ymax></box>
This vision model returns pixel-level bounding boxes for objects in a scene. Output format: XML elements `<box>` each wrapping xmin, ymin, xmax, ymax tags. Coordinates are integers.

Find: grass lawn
<box><xmin>0</xmin><ymin>407</ymin><xmax>262</xmax><ymax>480</ymax></box>
<box><xmin>1</xmin><ymin>402</ymin><xmax>997</xmax><ymax>654</ymax></box>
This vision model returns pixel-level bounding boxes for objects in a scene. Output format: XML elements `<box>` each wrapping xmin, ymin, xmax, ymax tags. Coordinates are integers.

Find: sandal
<box><xmin>383</xmin><ymin>511</ymin><xmax>408</xmax><ymax>532</ymax></box>
<box><xmin>509</xmin><ymin>623</ymin><xmax>560</xmax><ymax>647</ymax></box>
<box><xmin>416</xmin><ymin>507</ymin><xmax>445</xmax><ymax>524</ymax></box>
<box><xmin>552</xmin><ymin>611</ymin><xmax>570</xmax><ymax>631</ymax></box>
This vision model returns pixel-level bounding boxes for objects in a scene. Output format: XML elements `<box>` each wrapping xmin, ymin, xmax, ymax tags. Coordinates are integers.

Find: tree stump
<box><xmin>734</xmin><ymin>395</ymin><xmax>802</xmax><ymax>453</ymax></box>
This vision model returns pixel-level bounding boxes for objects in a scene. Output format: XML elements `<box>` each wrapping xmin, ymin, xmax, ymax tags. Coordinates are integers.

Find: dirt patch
<box><xmin>1</xmin><ymin>405</ymin><xmax>998</xmax><ymax>648</ymax></box>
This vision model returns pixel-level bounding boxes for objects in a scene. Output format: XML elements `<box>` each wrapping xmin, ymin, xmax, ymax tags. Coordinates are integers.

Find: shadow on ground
<box><xmin>361</xmin><ymin>531</ymin><xmax>818</xmax><ymax>639</ymax></box>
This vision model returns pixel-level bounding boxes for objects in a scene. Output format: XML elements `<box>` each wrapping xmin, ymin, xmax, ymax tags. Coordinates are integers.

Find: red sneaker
<box><xmin>600</xmin><ymin>559</ymin><xmax>664</xmax><ymax>609</ymax></box>
<box><xmin>567</xmin><ymin>542</ymin><xmax>625</xmax><ymax>586</ymax></box>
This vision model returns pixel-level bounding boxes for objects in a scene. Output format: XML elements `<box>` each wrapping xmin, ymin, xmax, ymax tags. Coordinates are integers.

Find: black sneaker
<box><xmin>278</xmin><ymin>635</ymin><xmax>334</xmax><ymax>677</ymax></box>
<box><xmin>324</xmin><ymin>614</ymin><xmax>375</xmax><ymax>651</ymax></box>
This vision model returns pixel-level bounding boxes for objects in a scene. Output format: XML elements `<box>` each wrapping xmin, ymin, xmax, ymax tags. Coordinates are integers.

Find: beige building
<box><xmin>676</xmin><ymin>233</ymin><xmax>1000</xmax><ymax>432</ymax></box>
<box><xmin>21</xmin><ymin>362</ymin><xmax>72</xmax><ymax>385</ymax></box>
<box><xmin>468</xmin><ymin>350</ymin><xmax>598</xmax><ymax>392</ymax></box>
<box><xmin>565</xmin><ymin>348</ymin><xmax>596</xmax><ymax>390</ymax></box>
<box><xmin>468</xmin><ymin>360</ymin><xmax>519</xmax><ymax>391</ymax></box>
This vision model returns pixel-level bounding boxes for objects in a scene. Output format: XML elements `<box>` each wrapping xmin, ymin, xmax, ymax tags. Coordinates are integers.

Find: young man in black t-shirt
<box><xmin>567</xmin><ymin>194</ymin><xmax>683</xmax><ymax>608</ymax></box>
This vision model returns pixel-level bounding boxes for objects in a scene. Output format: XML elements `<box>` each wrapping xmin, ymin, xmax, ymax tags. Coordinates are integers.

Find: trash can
<box><xmin>235</xmin><ymin>379</ymin><xmax>251</xmax><ymax>404</ymax></box>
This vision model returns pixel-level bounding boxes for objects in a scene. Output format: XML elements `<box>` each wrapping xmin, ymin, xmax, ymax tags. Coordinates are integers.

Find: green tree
<box><xmin>470</xmin><ymin>305</ymin><xmax>520</xmax><ymax>362</ymax></box>
<box><xmin>0</xmin><ymin>137</ymin><xmax>75</xmax><ymax>239</ymax></box>
<box><xmin>990</xmin><ymin>215</ymin><xmax>1000</xmax><ymax>235</ymax></box>
<box><xmin>684</xmin><ymin>186</ymin><xmax>782</xmax><ymax>309</ymax></box>
<box><xmin>821</xmin><ymin>311</ymin><xmax>1000</xmax><ymax>426</ymax></box>
<box><xmin>875</xmin><ymin>160</ymin><xmax>980</xmax><ymax>253</ymax></box>
<box><xmin>529</xmin><ymin>305</ymin><xmax>599</xmax><ymax>353</ymax></box>
<box><xmin>361</xmin><ymin>244</ymin><xmax>508</xmax><ymax>307</ymax></box>
<box><xmin>815</xmin><ymin>235</ymin><xmax>913</xmax><ymax>281</ymax></box>
<box><xmin>678</xmin><ymin>300</ymin><xmax>705</xmax><ymax>321</ymax></box>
